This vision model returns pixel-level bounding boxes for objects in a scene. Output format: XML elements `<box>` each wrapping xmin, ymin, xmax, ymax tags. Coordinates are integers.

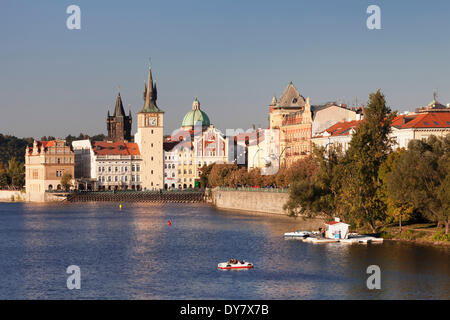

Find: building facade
<box><xmin>72</xmin><ymin>139</ymin><xmax>142</xmax><ymax>191</ymax></box>
<box><xmin>164</xmin><ymin>141</ymin><xmax>179</xmax><ymax>189</ymax></box>
<box><xmin>25</xmin><ymin>139</ymin><xmax>75</xmax><ymax>201</ymax></box>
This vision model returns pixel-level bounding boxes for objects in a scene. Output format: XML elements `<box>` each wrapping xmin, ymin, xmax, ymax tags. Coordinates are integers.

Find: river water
<box><xmin>0</xmin><ymin>202</ymin><xmax>448</xmax><ymax>299</ymax></box>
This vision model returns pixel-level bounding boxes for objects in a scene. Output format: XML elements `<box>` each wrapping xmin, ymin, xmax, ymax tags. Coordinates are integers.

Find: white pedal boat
<box><xmin>284</xmin><ymin>230</ymin><xmax>320</xmax><ymax>238</ymax></box>
<box><xmin>218</xmin><ymin>260</ymin><xmax>254</xmax><ymax>270</ymax></box>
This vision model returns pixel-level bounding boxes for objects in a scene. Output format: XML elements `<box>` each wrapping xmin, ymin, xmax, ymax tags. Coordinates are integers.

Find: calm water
<box><xmin>0</xmin><ymin>202</ymin><xmax>448</xmax><ymax>300</ymax></box>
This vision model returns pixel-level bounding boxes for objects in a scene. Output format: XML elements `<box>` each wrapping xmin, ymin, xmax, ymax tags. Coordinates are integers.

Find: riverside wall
<box><xmin>0</xmin><ymin>190</ymin><xmax>26</xmax><ymax>202</ymax></box>
<box><xmin>210</xmin><ymin>188</ymin><xmax>290</xmax><ymax>215</ymax></box>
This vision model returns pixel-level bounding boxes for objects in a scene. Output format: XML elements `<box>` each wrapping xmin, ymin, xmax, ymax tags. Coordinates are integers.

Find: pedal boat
<box><xmin>218</xmin><ymin>261</ymin><xmax>254</xmax><ymax>270</ymax></box>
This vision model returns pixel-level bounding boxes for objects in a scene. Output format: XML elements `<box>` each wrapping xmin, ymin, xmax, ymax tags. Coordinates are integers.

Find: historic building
<box><xmin>311</xmin><ymin>120</ymin><xmax>362</xmax><ymax>153</ymax></box>
<box><xmin>390</xmin><ymin>106</ymin><xmax>450</xmax><ymax>149</ymax></box>
<box><xmin>107</xmin><ymin>91</ymin><xmax>132</xmax><ymax>142</ymax></box>
<box><xmin>181</xmin><ymin>97</ymin><xmax>211</xmax><ymax>131</ymax></box>
<box><xmin>163</xmin><ymin>141</ymin><xmax>179</xmax><ymax>189</ymax></box>
<box><xmin>25</xmin><ymin>139</ymin><xmax>75</xmax><ymax>201</ymax></box>
<box><xmin>72</xmin><ymin>140</ymin><xmax>142</xmax><ymax>191</ymax></box>
<box><xmin>164</xmin><ymin>98</ymin><xmax>233</xmax><ymax>188</ymax></box>
<box><xmin>311</xmin><ymin>103</ymin><xmax>362</xmax><ymax>137</ymax></box>
<box><xmin>134</xmin><ymin>64</ymin><xmax>165</xmax><ymax>190</ymax></box>
<box><xmin>247</xmin><ymin>128</ymin><xmax>280</xmax><ymax>171</ymax></box>
<box><xmin>269</xmin><ymin>82</ymin><xmax>313</xmax><ymax>166</ymax></box>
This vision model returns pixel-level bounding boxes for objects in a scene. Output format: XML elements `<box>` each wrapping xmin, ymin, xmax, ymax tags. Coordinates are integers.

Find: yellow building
<box><xmin>269</xmin><ymin>82</ymin><xmax>312</xmax><ymax>166</ymax></box>
<box><xmin>25</xmin><ymin>139</ymin><xmax>75</xmax><ymax>201</ymax></box>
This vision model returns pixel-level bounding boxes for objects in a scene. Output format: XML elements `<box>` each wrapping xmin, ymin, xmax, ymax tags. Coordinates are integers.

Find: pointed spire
<box><xmin>113</xmin><ymin>90</ymin><xmax>126</xmax><ymax>117</ymax></box>
<box><xmin>140</xmin><ymin>60</ymin><xmax>161</xmax><ymax>113</ymax></box>
<box><xmin>270</xmin><ymin>95</ymin><xmax>277</xmax><ymax>106</ymax></box>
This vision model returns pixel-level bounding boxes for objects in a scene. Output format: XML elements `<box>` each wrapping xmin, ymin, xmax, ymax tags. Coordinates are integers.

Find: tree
<box><xmin>199</xmin><ymin>163</ymin><xmax>214</xmax><ymax>188</ymax></box>
<box><xmin>60</xmin><ymin>173</ymin><xmax>73</xmax><ymax>191</ymax></box>
<box><xmin>378</xmin><ymin>148</ymin><xmax>413</xmax><ymax>231</ymax></box>
<box><xmin>6</xmin><ymin>157</ymin><xmax>25</xmax><ymax>188</ymax></box>
<box><xmin>284</xmin><ymin>146</ymin><xmax>340</xmax><ymax>218</ymax></box>
<box><xmin>386</xmin><ymin>136</ymin><xmax>450</xmax><ymax>234</ymax></box>
<box><xmin>336</xmin><ymin>90</ymin><xmax>396</xmax><ymax>232</ymax></box>
<box><xmin>0</xmin><ymin>163</ymin><xmax>9</xmax><ymax>188</ymax></box>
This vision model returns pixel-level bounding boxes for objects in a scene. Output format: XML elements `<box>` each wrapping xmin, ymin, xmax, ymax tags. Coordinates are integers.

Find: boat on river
<box><xmin>218</xmin><ymin>259</ymin><xmax>254</xmax><ymax>270</ymax></box>
<box><xmin>284</xmin><ymin>230</ymin><xmax>319</xmax><ymax>239</ymax></box>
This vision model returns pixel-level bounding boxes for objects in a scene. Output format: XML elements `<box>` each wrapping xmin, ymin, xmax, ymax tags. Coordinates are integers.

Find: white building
<box><xmin>311</xmin><ymin>120</ymin><xmax>361</xmax><ymax>153</ymax></box>
<box><xmin>325</xmin><ymin>218</ymin><xmax>350</xmax><ymax>239</ymax></box>
<box><xmin>391</xmin><ymin>111</ymin><xmax>450</xmax><ymax>149</ymax></box>
<box><xmin>247</xmin><ymin>128</ymin><xmax>280</xmax><ymax>173</ymax></box>
<box><xmin>164</xmin><ymin>141</ymin><xmax>179</xmax><ymax>189</ymax></box>
<box><xmin>72</xmin><ymin>140</ymin><xmax>142</xmax><ymax>191</ymax></box>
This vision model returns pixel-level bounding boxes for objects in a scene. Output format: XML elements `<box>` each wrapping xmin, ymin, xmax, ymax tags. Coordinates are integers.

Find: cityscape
<box><xmin>0</xmin><ymin>0</ymin><xmax>449</xmax><ymax>306</ymax></box>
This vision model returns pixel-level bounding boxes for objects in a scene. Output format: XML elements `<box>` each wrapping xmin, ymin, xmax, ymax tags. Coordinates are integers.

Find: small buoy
<box><xmin>119</xmin><ymin>204</ymin><xmax>123</xmax><ymax>210</ymax></box>
<box><xmin>168</xmin><ymin>219</ymin><xmax>172</xmax><ymax>226</ymax></box>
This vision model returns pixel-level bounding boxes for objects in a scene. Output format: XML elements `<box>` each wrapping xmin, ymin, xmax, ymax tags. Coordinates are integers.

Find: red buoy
<box><xmin>168</xmin><ymin>219</ymin><xmax>172</xmax><ymax>226</ymax></box>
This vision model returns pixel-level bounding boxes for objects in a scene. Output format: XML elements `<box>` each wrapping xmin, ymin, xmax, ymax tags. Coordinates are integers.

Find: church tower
<box><xmin>107</xmin><ymin>90</ymin><xmax>132</xmax><ymax>142</ymax></box>
<box><xmin>135</xmin><ymin>63</ymin><xmax>164</xmax><ymax>190</ymax></box>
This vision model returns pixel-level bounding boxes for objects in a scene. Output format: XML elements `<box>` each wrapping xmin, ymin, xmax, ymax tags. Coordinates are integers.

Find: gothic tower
<box><xmin>134</xmin><ymin>63</ymin><xmax>164</xmax><ymax>190</ymax></box>
<box><xmin>107</xmin><ymin>90</ymin><xmax>132</xmax><ymax>142</ymax></box>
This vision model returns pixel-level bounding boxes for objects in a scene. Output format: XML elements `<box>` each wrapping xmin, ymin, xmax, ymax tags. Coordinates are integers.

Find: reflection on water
<box><xmin>0</xmin><ymin>202</ymin><xmax>448</xmax><ymax>299</ymax></box>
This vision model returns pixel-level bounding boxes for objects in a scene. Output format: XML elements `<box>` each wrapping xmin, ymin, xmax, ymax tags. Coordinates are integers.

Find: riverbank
<box><xmin>378</xmin><ymin>223</ymin><xmax>450</xmax><ymax>247</ymax></box>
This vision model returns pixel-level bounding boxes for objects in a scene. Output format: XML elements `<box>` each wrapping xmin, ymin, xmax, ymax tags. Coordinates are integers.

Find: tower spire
<box><xmin>140</xmin><ymin>60</ymin><xmax>160</xmax><ymax>113</ymax></box>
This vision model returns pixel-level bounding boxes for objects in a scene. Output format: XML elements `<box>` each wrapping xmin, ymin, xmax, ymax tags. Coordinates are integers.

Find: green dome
<box><xmin>181</xmin><ymin>98</ymin><xmax>210</xmax><ymax>128</ymax></box>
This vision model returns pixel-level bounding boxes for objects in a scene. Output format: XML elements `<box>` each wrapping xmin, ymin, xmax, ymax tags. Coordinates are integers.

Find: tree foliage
<box><xmin>335</xmin><ymin>90</ymin><xmax>396</xmax><ymax>231</ymax></box>
<box><xmin>385</xmin><ymin>136</ymin><xmax>450</xmax><ymax>234</ymax></box>
<box><xmin>60</xmin><ymin>173</ymin><xmax>73</xmax><ymax>191</ymax></box>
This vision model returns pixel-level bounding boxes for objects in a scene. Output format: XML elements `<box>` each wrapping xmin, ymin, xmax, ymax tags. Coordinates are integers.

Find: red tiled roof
<box><xmin>322</xmin><ymin>120</ymin><xmax>362</xmax><ymax>137</ymax></box>
<box><xmin>28</xmin><ymin>140</ymin><xmax>58</xmax><ymax>155</ymax></box>
<box><xmin>400</xmin><ymin>112</ymin><xmax>450</xmax><ymax>129</ymax></box>
<box><xmin>326</xmin><ymin>221</ymin><xmax>340</xmax><ymax>225</ymax></box>
<box><xmin>93</xmin><ymin>142</ymin><xmax>140</xmax><ymax>156</ymax></box>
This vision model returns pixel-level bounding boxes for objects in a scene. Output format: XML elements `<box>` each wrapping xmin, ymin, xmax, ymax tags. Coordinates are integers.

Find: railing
<box><xmin>218</xmin><ymin>186</ymin><xmax>289</xmax><ymax>193</ymax></box>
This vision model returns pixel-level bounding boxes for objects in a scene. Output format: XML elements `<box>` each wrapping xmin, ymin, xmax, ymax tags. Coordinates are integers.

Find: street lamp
<box><xmin>279</xmin><ymin>146</ymin><xmax>291</xmax><ymax>168</ymax></box>
<box><xmin>252</xmin><ymin>148</ymin><xmax>262</xmax><ymax>169</ymax></box>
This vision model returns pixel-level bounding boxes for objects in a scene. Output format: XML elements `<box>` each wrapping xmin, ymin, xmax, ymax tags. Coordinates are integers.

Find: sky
<box><xmin>1</xmin><ymin>0</ymin><xmax>449</xmax><ymax>138</ymax></box>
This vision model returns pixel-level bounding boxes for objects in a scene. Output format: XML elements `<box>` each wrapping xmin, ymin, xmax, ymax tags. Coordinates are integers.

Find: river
<box><xmin>0</xmin><ymin>202</ymin><xmax>448</xmax><ymax>299</ymax></box>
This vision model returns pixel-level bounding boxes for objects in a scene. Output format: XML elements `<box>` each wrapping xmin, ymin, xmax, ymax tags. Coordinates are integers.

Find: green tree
<box><xmin>6</xmin><ymin>157</ymin><xmax>25</xmax><ymax>188</ymax></box>
<box><xmin>378</xmin><ymin>148</ymin><xmax>413</xmax><ymax>231</ymax></box>
<box><xmin>386</xmin><ymin>136</ymin><xmax>450</xmax><ymax>234</ymax></box>
<box><xmin>336</xmin><ymin>90</ymin><xmax>396</xmax><ymax>232</ymax></box>
<box><xmin>199</xmin><ymin>163</ymin><xmax>214</xmax><ymax>188</ymax></box>
<box><xmin>284</xmin><ymin>146</ymin><xmax>340</xmax><ymax>218</ymax></box>
<box><xmin>60</xmin><ymin>173</ymin><xmax>73</xmax><ymax>191</ymax></box>
<box><xmin>0</xmin><ymin>163</ymin><xmax>9</xmax><ymax>187</ymax></box>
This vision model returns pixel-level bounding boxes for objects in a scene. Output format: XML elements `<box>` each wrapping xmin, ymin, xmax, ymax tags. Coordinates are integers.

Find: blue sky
<box><xmin>1</xmin><ymin>0</ymin><xmax>449</xmax><ymax>138</ymax></box>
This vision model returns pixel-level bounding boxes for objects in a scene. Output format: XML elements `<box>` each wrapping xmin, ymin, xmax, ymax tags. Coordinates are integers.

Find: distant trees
<box><xmin>1</xmin><ymin>158</ymin><xmax>25</xmax><ymax>189</ymax></box>
<box><xmin>284</xmin><ymin>147</ymin><xmax>341</xmax><ymax>219</ymax></box>
<box><xmin>0</xmin><ymin>134</ymin><xmax>33</xmax><ymax>165</ymax></box>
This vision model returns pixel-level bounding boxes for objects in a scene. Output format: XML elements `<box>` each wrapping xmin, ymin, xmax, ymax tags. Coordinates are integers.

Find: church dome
<box><xmin>181</xmin><ymin>98</ymin><xmax>211</xmax><ymax>128</ymax></box>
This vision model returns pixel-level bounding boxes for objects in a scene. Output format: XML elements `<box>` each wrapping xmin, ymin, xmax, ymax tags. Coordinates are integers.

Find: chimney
<box><xmin>334</xmin><ymin>217</ymin><xmax>340</xmax><ymax>222</ymax></box>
